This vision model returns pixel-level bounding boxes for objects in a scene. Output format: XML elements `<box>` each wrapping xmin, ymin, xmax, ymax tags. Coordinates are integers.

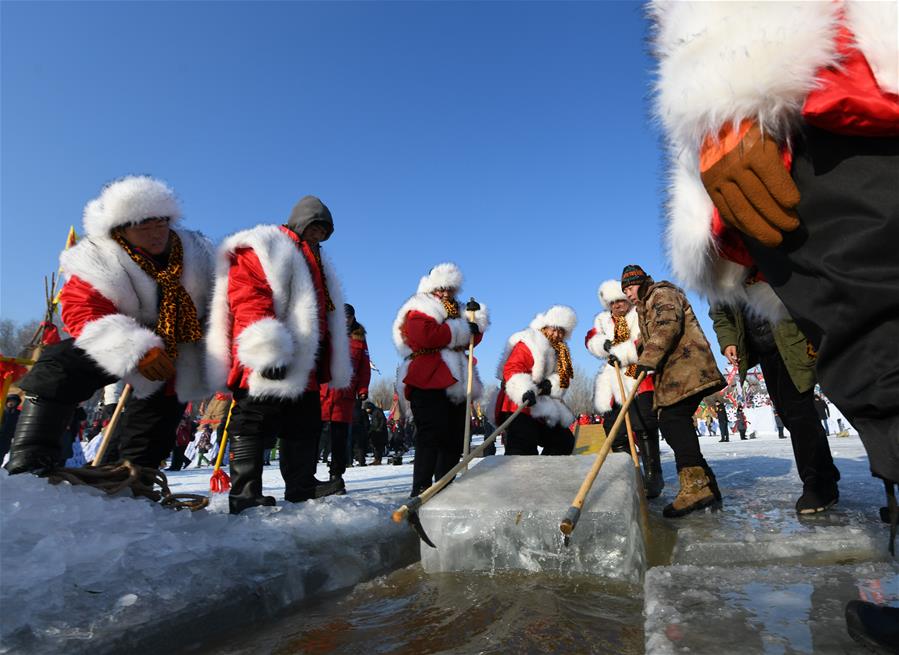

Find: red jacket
<box><xmin>393</xmin><ymin>292</ymin><xmax>487</xmax><ymax>403</ymax></box>
<box><xmin>321</xmin><ymin>328</ymin><xmax>371</xmax><ymax>423</ymax></box>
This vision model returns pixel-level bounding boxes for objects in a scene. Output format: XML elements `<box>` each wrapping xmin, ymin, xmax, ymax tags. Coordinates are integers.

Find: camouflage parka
<box><xmin>635</xmin><ymin>279</ymin><xmax>725</xmax><ymax>409</ymax></box>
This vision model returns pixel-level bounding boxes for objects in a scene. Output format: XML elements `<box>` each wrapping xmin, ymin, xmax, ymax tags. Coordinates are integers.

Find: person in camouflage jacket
<box><xmin>622</xmin><ymin>265</ymin><xmax>725</xmax><ymax>519</ymax></box>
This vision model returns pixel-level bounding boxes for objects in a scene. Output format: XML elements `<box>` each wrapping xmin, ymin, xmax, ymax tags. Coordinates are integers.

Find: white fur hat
<box><xmin>83</xmin><ymin>176</ymin><xmax>182</xmax><ymax>238</ymax></box>
<box><xmin>598</xmin><ymin>280</ymin><xmax>627</xmax><ymax>309</ymax></box>
<box><xmin>529</xmin><ymin>305</ymin><xmax>577</xmax><ymax>336</ymax></box>
<box><xmin>417</xmin><ymin>262</ymin><xmax>463</xmax><ymax>294</ymax></box>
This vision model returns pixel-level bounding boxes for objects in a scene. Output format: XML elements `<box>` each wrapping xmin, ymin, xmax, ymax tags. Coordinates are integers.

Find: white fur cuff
<box><xmin>447</xmin><ymin>318</ymin><xmax>473</xmax><ymax>349</ymax></box>
<box><xmin>75</xmin><ymin>314</ymin><xmax>164</xmax><ymax>380</ymax></box>
<box><xmin>505</xmin><ymin>373</ymin><xmax>536</xmax><ymax>406</ymax></box>
<box><xmin>609</xmin><ymin>341</ymin><xmax>639</xmax><ymax>366</ymax></box>
<box><xmin>547</xmin><ymin>373</ymin><xmax>563</xmax><ymax>399</ymax></box>
<box><xmin>469</xmin><ymin>304</ymin><xmax>490</xmax><ymax>334</ymax></box>
<box><xmin>236</xmin><ymin>318</ymin><xmax>295</xmax><ymax>372</ymax></box>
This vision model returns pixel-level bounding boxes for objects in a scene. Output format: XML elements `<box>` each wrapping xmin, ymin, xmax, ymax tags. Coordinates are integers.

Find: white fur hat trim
<box><xmin>529</xmin><ymin>305</ymin><xmax>577</xmax><ymax>335</ymax></box>
<box><xmin>598</xmin><ymin>280</ymin><xmax>627</xmax><ymax>309</ymax></box>
<box><xmin>417</xmin><ymin>262</ymin><xmax>463</xmax><ymax>294</ymax></box>
<box><xmin>83</xmin><ymin>175</ymin><xmax>182</xmax><ymax>238</ymax></box>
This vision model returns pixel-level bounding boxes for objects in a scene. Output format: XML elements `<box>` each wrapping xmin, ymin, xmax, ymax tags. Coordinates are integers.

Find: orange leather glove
<box><xmin>138</xmin><ymin>347</ymin><xmax>176</xmax><ymax>381</ymax></box>
<box><xmin>700</xmin><ymin>121</ymin><xmax>800</xmax><ymax>247</ymax></box>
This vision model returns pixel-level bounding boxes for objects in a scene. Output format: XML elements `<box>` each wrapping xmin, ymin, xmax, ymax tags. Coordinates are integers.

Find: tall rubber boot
<box><xmin>280</xmin><ymin>439</ymin><xmax>344</xmax><ymax>503</ymax></box>
<box><xmin>639</xmin><ymin>432</ymin><xmax>665</xmax><ymax>499</ymax></box>
<box><xmin>228</xmin><ymin>434</ymin><xmax>276</xmax><ymax>515</ymax></box>
<box><xmin>4</xmin><ymin>396</ymin><xmax>74</xmax><ymax>475</ymax></box>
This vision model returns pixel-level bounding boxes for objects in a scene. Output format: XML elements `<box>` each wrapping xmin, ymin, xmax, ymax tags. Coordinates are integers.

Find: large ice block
<box><xmin>644</xmin><ymin>562</ymin><xmax>899</xmax><ymax>654</ymax></box>
<box><xmin>419</xmin><ymin>454</ymin><xmax>647</xmax><ymax>582</ymax></box>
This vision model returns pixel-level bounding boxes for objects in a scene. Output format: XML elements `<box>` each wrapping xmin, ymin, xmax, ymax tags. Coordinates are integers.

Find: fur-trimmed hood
<box><xmin>82</xmin><ymin>176</ymin><xmax>182</xmax><ymax>239</ymax></box>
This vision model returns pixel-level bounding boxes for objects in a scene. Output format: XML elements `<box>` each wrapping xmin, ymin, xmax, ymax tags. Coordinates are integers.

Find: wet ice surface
<box><xmin>419</xmin><ymin>454</ymin><xmax>646</xmax><ymax>582</ymax></box>
<box><xmin>644</xmin><ymin>562</ymin><xmax>899</xmax><ymax>655</ymax></box>
<box><xmin>0</xmin><ymin>459</ymin><xmax>420</xmax><ymax>655</ymax></box>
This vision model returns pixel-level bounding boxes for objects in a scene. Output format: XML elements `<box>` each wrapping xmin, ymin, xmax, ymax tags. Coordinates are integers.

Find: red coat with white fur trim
<box><xmin>393</xmin><ymin>293</ymin><xmax>488</xmax><ymax>402</ymax></box>
<box><xmin>585</xmin><ymin>308</ymin><xmax>653</xmax><ymax>413</ymax></box>
<box><xmin>57</xmin><ymin>228</ymin><xmax>213</xmax><ymax>401</ymax></box>
<box><xmin>205</xmin><ymin>225</ymin><xmax>352</xmax><ymax>400</ymax></box>
<box><xmin>495</xmin><ymin>328</ymin><xmax>574</xmax><ymax>428</ymax></box>
<box><xmin>651</xmin><ymin>1</ymin><xmax>899</xmax><ymax>318</ymax></box>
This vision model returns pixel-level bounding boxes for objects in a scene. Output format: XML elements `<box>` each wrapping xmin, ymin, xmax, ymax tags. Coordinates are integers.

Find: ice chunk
<box><xmin>644</xmin><ymin>562</ymin><xmax>899</xmax><ymax>654</ymax></box>
<box><xmin>419</xmin><ymin>454</ymin><xmax>647</xmax><ymax>582</ymax></box>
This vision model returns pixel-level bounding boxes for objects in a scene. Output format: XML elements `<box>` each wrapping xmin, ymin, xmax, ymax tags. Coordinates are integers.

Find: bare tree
<box><xmin>564</xmin><ymin>365</ymin><xmax>595</xmax><ymax>417</ymax></box>
<box><xmin>368</xmin><ymin>378</ymin><xmax>395</xmax><ymax>410</ymax></box>
<box><xmin>0</xmin><ymin>318</ymin><xmax>42</xmax><ymax>357</ymax></box>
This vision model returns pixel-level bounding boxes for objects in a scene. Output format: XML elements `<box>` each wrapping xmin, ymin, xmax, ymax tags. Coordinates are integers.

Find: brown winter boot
<box><xmin>372</xmin><ymin>457</ymin><xmax>382</xmax><ymax>466</ymax></box>
<box><xmin>663</xmin><ymin>466</ymin><xmax>719</xmax><ymax>518</ymax></box>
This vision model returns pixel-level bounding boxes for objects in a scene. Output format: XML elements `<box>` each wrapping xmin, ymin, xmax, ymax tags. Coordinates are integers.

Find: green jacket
<box><xmin>709</xmin><ymin>304</ymin><xmax>817</xmax><ymax>393</ymax></box>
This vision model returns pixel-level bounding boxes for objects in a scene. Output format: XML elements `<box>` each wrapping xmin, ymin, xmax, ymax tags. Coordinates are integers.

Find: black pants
<box><xmin>501</xmin><ymin>412</ymin><xmax>574</xmax><ymax>456</ymax></box>
<box><xmin>18</xmin><ymin>339</ymin><xmax>185</xmax><ymax>467</ymax></box>
<box><xmin>658</xmin><ymin>391</ymin><xmax>710</xmax><ymax>471</ymax></box>
<box><xmin>326</xmin><ymin>421</ymin><xmax>349</xmax><ymax>478</ymax></box>
<box><xmin>409</xmin><ymin>388</ymin><xmax>466</xmax><ymax>495</ymax></box>
<box><xmin>745</xmin><ymin>127</ymin><xmax>899</xmax><ymax>481</ymax></box>
<box><xmin>759</xmin><ymin>349</ymin><xmax>839</xmax><ymax>487</ymax></box>
<box><xmin>228</xmin><ymin>389</ymin><xmax>321</xmax><ymax>496</ymax></box>
<box><xmin>370</xmin><ymin>429</ymin><xmax>388</xmax><ymax>459</ymax></box>
<box><xmin>607</xmin><ymin>390</ymin><xmax>658</xmax><ymax>451</ymax></box>
<box><xmin>352</xmin><ymin>421</ymin><xmax>369</xmax><ymax>464</ymax></box>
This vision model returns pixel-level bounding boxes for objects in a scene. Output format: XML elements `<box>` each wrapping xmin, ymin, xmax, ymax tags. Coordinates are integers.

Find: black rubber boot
<box><xmin>4</xmin><ymin>396</ymin><xmax>74</xmax><ymax>475</ymax></box>
<box><xmin>639</xmin><ymin>432</ymin><xmax>665</xmax><ymax>499</ymax></box>
<box><xmin>845</xmin><ymin>600</ymin><xmax>899</xmax><ymax>654</ymax></box>
<box><xmin>228</xmin><ymin>434</ymin><xmax>276</xmax><ymax>515</ymax></box>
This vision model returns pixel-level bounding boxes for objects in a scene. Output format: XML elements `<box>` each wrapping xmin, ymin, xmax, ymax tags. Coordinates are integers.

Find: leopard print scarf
<box><xmin>548</xmin><ymin>336</ymin><xmax>573</xmax><ymax>389</ymax></box>
<box><xmin>611</xmin><ymin>314</ymin><xmax>638</xmax><ymax>378</ymax></box>
<box><xmin>112</xmin><ymin>231</ymin><xmax>202</xmax><ymax>359</ymax></box>
<box><xmin>441</xmin><ymin>297</ymin><xmax>460</xmax><ymax>319</ymax></box>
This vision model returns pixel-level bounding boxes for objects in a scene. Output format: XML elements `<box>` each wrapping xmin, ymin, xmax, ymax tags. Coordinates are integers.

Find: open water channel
<box><xmin>192</xmin><ymin>515</ymin><xmax>677</xmax><ymax>655</ymax></box>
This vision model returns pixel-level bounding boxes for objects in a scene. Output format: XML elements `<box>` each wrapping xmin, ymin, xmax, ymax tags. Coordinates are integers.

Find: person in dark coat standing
<box><xmin>715</xmin><ymin>401</ymin><xmax>729</xmax><ymax>443</ymax></box>
<box><xmin>735</xmin><ymin>404</ymin><xmax>748</xmax><ymax>441</ymax></box>
<box><xmin>0</xmin><ymin>395</ymin><xmax>22</xmax><ymax>463</ymax></box>
<box><xmin>365</xmin><ymin>402</ymin><xmax>388</xmax><ymax>465</ymax></box>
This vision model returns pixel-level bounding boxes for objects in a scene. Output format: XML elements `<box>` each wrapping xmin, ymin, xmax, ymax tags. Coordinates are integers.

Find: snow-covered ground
<box><xmin>1</xmin><ymin>432</ymin><xmax>895</xmax><ymax>654</ymax></box>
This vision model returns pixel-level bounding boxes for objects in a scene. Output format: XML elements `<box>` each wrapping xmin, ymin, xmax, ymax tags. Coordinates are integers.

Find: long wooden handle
<box><xmin>613</xmin><ymin>362</ymin><xmax>640</xmax><ymax>470</ymax></box>
<box><xmin>560</xmin><ymin>372</ymin><xmax>645</xmax><ymax>536</ymax></box>
<box><xmin>212</xmin><ymin>400</ymin><xmax>236</xmax><ymax>472</ymax></box>
<box><xmin>462</xmin><ymin>335</ymin><xmax>476</xmax><ymax>464</ymax></box>
<box><xmin>393</xmin><ymin>403</ymin><xmax>524</xmax><ymax>523</ymax></box>
<box><xmin>91</xmin><ymin>384</ymin><xmax>132</xmax><ymax>467</ymax></box>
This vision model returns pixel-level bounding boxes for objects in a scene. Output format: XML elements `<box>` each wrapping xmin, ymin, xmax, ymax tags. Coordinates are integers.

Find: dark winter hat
<box><xmin>286</xmin><ymin>195</ymin><xmax>333</xmax><ymax>240</ymax></box>
<box><xmin>621</xmin><ymin>264</ymin><xmax>648</xmax><ymax>289</ymax></box>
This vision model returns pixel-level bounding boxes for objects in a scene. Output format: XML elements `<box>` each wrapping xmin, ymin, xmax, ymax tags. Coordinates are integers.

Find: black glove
<box><xmin>358</xmin><ymin>392</ymin><xmax>368</xmax><ymax>401</ymax></box>
<box><xmin>466</xmin><ymin>298</ymin><xmax>481</xmax><ymax>312</ymax></box>
<box><xmin>522</xmin><ymin>390</ymin><xmax>537</xmax><ymax>407</ymax></box>
<box><xmin>603</xmin><ymin>339</ymin><xmax>612</xmax><ymax>352</ymax></box>
<box><xmin>607</xmin><ymin>354</ymin><xmax>620</xmax><ymax>367</ymax></box>
<box><xmin>260</xmin><ymin>366</ymin><xmax>287</xmax><ymax>380</ymax></box>
<box><xmin>468</xmin><ymin>322</ymin><xmax>480</xmax><ymax>335</ymax></box>
<box><xmin>536</xmin><ymin>379</ymin><xmax>552</xmax><ymax>396</ymax></box>
<box><xmin>634</xmin><ymin>364</ymin><xmax>653</xmax><ymax>377</ymax></box>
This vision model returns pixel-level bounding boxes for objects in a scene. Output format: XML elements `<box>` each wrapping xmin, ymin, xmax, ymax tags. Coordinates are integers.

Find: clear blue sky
<box><xmin>1</xmin><ymin>1</ymin><xmax>727</xmax><ymax>386</ymax></box>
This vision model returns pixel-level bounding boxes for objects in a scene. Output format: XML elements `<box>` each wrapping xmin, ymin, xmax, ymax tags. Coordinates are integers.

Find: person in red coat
<box><xmin>319</xmin><ymin>303</ymin><xmax>370</xmax><ymax>482</ymax></box>
<box><xmin>495</xmin><ymin>305</ymin><xmax>577</xmax><ymax>456</ymax></box>
<box><xmin>206</xmin><ymin>195</ymin><xmax>352</xmax><ymax>514</ymax></box>
<box><xmin>5</xmin><ymin>176</ymin><xmax>213</xmax><ymax>475</ymax></box>
<box><xmin>393</xmin><ymin>262</ymin><xmax>489</xmax><ymax>496</ymax></box>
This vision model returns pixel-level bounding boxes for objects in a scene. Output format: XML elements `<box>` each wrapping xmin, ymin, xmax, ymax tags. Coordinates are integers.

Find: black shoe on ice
<box><xmin>795</xmin><ymin>484</ymin><xmax>838</xmax><ymax>515</ymax></box>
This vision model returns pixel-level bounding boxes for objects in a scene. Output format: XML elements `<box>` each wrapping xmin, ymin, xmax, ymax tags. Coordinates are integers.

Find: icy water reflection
<box><xmin>198</xmin><ymin>565</ymin><xmax>645</xmax><ymax>655</ymax></box>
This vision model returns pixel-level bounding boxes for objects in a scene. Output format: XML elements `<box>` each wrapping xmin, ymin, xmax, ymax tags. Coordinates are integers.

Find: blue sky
<box><xmin>1</xmin><ymin>1</ymin><xmax>728</xmax><ymax>386</ymax></box>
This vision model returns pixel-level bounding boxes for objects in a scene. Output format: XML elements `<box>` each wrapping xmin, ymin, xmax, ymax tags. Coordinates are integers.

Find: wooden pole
<box><xmin>461</xmin><ymin>297</ymin><xmax>477</xmax><ymax>469</ymax></box>
<box><xmin>613</xmin><ymin>362</ymin><xmax>640</xmax><ymax>470</ymax></box>
<box><xmin>559</xmin><ymin>372</ymin><xmax>646</xmax><ymax>537</ymax></box>
<box><xmin>90</xmin><ymin>384</ymin><xmax>132</xmax><ymax>467</ymax></box>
